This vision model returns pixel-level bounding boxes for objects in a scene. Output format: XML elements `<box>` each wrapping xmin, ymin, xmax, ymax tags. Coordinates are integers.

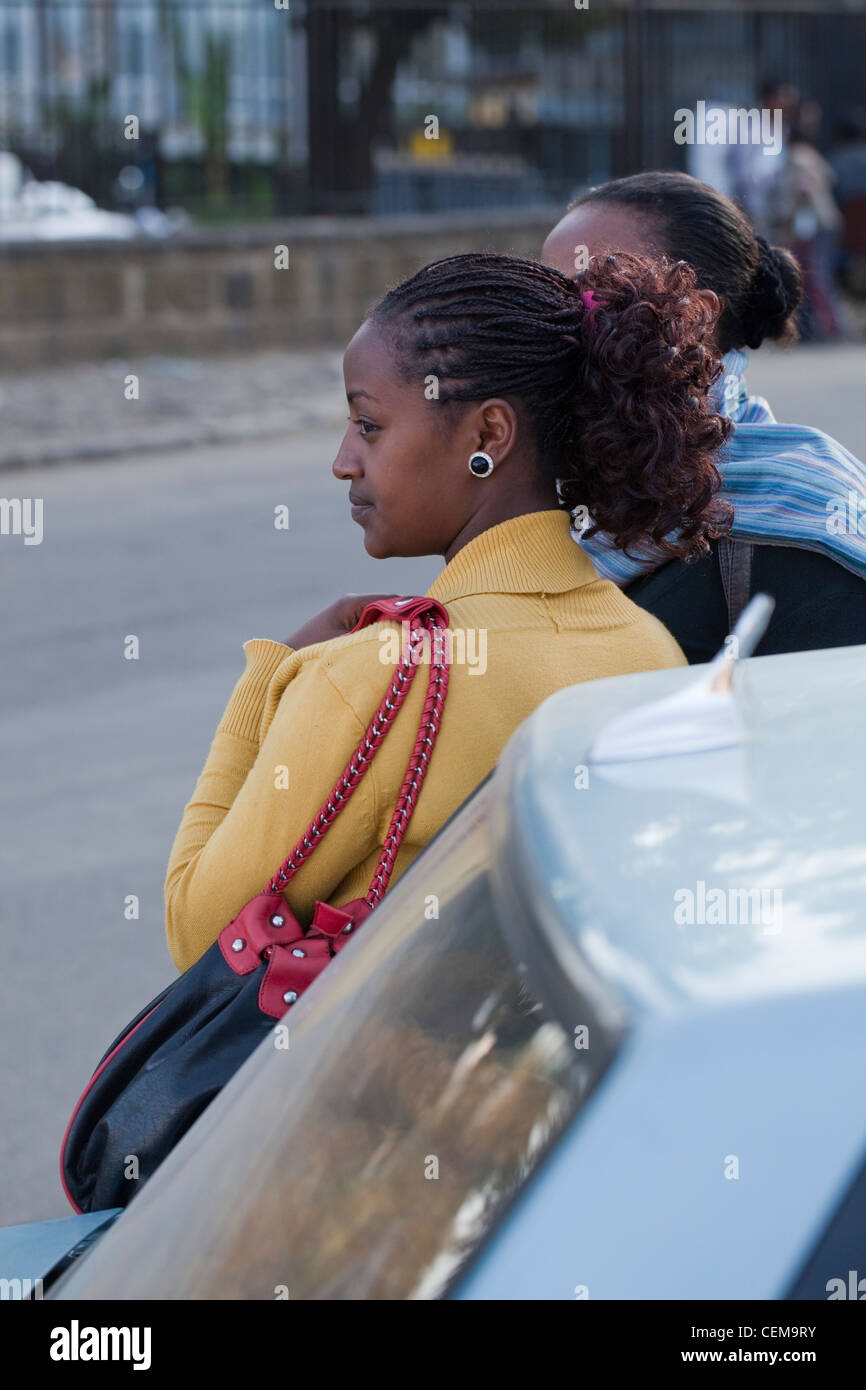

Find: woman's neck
<box><xmin>443</xmin><ymin>492</ymin><xmax>561</xmax><ymax>564</ymax></box>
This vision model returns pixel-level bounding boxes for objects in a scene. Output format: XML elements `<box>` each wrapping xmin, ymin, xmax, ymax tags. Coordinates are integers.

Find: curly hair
<box><xmin>370</xmin><ymin>250</ymin><xmax>733</xmax><ymax>561</ymax></box>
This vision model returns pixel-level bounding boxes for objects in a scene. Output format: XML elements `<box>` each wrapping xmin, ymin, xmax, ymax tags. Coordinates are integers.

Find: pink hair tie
<box><xmin>581</xmin><ymin>289</ymin><xmax>600</xmax><ymax>335</ymax></box>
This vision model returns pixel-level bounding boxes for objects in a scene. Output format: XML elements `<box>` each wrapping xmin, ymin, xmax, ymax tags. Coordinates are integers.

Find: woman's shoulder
<box><xmin>250</xmin><ymin>618</ymin><xmax>414</xmax><ymax>745</ymax></box>
<box><xmin>283</xmin><ymin>619</ymin><xmax>413</xmax><ymax>704</ymax></box>
<box><xmin>290</xmin><ymin>619</ymin><xmax>400</xmax><ymax>662</ymax></box>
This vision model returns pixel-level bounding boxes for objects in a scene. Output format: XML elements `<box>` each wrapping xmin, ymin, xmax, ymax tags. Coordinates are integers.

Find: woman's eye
<box><xmin>345</xmin><ymin>414</ymin><xmax>380</xmax><ymax>439</ymax></box>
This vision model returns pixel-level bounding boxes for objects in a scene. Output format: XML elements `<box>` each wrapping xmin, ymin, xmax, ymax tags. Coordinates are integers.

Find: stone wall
<box><xmin>0</xmin><ymin>207</ymin><xmax>562</xmax><ymax>369</ymax></box>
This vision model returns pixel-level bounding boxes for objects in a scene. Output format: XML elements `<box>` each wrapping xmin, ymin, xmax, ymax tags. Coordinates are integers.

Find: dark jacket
<box><xmin>625</xmin><ymin>540</ymin><xmax>866</xmax><ymax>664</ymax></box>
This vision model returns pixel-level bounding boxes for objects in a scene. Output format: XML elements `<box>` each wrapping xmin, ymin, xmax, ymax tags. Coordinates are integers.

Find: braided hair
<box><xmin>569</xmin><ymin>171</ymin><xmax>803</xmax><ymax>353</ymax></box>
<box><xmin>370</xmin><ymin>251</ymin><xmax>733</xmax><ymax>561</ymax></box>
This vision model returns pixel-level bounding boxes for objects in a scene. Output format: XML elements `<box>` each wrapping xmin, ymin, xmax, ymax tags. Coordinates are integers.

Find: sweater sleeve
<box><xmin>164</xmin><ymin>638</ymin><xmax>379</xmax><ymax>973</ymax></box>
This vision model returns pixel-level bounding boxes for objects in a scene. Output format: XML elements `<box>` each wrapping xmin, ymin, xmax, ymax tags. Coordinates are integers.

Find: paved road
<box><xmin>1</xmin><ymin>344</ymin><xmax>864</xmax><ymax>1224</ymax></box>
<box><xmin>0</xmin><ymin>428</ymin><xmax>438</xmax><ymax>1223</ymax></box>
<box><xmin>747</xmin><ymin>342</ymin><xmax>866</xmax><ymax>442</ymax></box>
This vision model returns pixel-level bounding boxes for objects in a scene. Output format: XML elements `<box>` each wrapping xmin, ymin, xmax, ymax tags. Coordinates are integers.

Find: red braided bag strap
<box><xmin>366</xmin><ymin>614</ymin><xmax>449</xmax><ymax>905</ymax></box>
<box><xmin>265</xmin><ymin>596</ymin><xmax>450</xmax><ymax>903</ymax></box>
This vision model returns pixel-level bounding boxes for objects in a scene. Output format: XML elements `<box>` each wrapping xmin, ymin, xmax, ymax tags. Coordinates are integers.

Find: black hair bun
<box><xmin>740</xmin><ymin>237</ymin><xmax>803</xmax><ymax>348</ymax></box>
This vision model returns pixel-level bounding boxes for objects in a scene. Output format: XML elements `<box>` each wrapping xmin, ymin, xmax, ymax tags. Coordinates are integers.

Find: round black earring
<box><xmin>468</xmin><ymin>451</ymin><xmax>495</xmax><ymax>477</ymax></box>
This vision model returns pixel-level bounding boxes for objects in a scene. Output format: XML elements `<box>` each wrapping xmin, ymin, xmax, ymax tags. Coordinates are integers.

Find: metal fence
<box><xmin>0</xmin><ymin>2</ymin><xmax>864</xmax><ymax>219</ymax></box>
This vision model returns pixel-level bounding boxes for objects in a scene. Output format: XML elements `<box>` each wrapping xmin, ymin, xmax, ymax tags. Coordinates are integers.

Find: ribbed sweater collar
<box><xmin>426</xmin><ymin>507</ymin><xmax>597</xmax><ymax>601</ymax></box>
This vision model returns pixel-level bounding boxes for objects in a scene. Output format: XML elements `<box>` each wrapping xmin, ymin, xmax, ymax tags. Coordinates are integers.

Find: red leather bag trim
<box><xmin>310</xmin><ymin>897</ymin><xmax>373</xmax><ymax>940</ymax></box>
<box><xmin>218</xmin><ymin>892</ymin><xmax>303</xmax><ymax>976</ymax></box>
<box><xmin>350</xmin><ymin>595</ymin><xmax>450</xmax><ymax>631</ymax></box>
<box><xmin>258</xmin><ymin>937</ymin><xmax>334</xmax><ymax>1019</ymax></box>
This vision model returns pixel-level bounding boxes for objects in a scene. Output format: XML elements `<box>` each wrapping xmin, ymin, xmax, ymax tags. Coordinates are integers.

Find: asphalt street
<box><xmin>0</xmin><ymin>426</ymin><xmax>438</xmax><ymax>1223</ymax></box>
<box><xmin>1</xmin><ymin>343</ymin><xmax>864</xmax><ymax>1223</ymax></box>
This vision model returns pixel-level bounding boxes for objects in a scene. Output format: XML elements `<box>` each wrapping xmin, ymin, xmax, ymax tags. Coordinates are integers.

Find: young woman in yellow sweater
<box><xmin>165</xmin><ymin>251</ymin><xmax>732</xmax><ymax>973</ymax></box>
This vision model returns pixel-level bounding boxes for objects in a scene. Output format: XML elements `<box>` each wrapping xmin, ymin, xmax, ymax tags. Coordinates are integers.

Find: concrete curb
<box><xmin>0</xmin><ymin>410</ymin><xmax>345</xmax><ymax>472</ymax></box>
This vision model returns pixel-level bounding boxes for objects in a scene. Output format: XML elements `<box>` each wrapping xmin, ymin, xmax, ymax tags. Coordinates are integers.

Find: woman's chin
<box><xmin>361</xmin><ymin>526</ymin><xmax>390</xmax><ymax>559</ymax></box>
<box><xmin>356</xmin><ymin>513</ymin><xmax>402</xmax><ymax>559</ymax></box>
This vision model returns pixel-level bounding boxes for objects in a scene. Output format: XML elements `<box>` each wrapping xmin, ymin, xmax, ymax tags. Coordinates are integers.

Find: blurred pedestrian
<box><xmin>780</xmin><ymin>103</ymin><xmax>845</xmax><ymax>341</ymax></box>
<box><xmin>830</xmin><ymin>109</ymin><xmax>866</xmax><ymax>207</ymax></box>
<box><xmin>685</xmin><ymin>97</ymin><xmax>738</xmax><ymax>199</ymax></box>
<box><xmin>731</xmin><ymin>78</ymin><xmax>798</xmax><ymax>241</ymax></box>
<box><xmin>829</xmin><ymin>109</ymin><xmax>866</xmax><ymax>272</ymax></box>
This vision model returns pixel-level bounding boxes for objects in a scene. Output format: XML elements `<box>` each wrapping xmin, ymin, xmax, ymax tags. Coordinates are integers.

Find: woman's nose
<box><xmin>332</xmin><ymin>435</ymin><xmax>362</xmax><ymax>481</ymax></box>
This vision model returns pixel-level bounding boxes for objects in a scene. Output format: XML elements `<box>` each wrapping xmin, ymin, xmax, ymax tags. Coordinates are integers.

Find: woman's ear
<box><xmin>472</xmin><ymin>398</ymin><xmax>519</xmax><ymax>464</ymax></box>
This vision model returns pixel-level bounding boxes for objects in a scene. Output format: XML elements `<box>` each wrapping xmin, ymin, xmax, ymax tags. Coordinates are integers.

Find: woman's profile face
<box><xmin>335</xmin><ymin>319</ymin><xmax>516</xmax><ymax>561</ymax></box>
<box><xmin>542</xmin><ymin>202</ymin><xmax>664</xmax><ymax>279</ymax></box>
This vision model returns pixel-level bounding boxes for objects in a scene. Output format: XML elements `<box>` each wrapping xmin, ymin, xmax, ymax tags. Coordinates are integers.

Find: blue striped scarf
<box><xmin>579</xmin><ymin>349</ymin><xmax>866</xmax><ymax>583</ymax></box>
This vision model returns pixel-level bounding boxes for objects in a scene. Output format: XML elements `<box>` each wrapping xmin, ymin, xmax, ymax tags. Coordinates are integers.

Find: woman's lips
<box><xmin>349</xmin><ymin>495</ymin><xmax>374</xmax><ymax>520</ymax></box>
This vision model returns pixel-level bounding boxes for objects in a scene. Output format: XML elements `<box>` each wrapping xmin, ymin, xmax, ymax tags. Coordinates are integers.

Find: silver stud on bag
<box><xmin>231</xmin><ymin>938</ymin><xmax>245</xmax><ymax>953</ymax></box>
<box><xmin>468</xmin><ymin>451</ymin><xmax>494</xmax><ymax>477</ymax></box>
<box><xmin>291</xmin><ymin>947</ymin><xmax>306</xmax><ymax>958</ymax></box>
<box><xmin>269</xmin><ymin>914</ymin><xmax>285</xmax><ymax>928</ymax></box>
<box><xmin>283</xmin><ymin>990</ymin><xmax>298</xmax><ymax>1005</ymax></box>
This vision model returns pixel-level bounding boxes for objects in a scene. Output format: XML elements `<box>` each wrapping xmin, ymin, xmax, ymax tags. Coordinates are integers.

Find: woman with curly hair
<box><xmin>543</xmin><ymin>171</ymin><xmax>866</xmax><ymax>661</ymax></box>
<box><xmin>165</xmin><ymin>250</ymin><xmax>731</xmax><ymax>972</ymax></box>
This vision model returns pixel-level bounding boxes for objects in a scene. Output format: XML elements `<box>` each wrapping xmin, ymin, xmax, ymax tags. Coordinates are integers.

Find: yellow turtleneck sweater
<box><xmin>165</xmin><ymin>508</ymin><xmax>685</xmax><ymax>971</ymax></box>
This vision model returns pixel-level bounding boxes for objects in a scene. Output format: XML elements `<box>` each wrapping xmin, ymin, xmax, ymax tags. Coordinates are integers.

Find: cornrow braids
<box><xmin>369</xmin><ymin>251</ymin><xmax>733</xmax><ymax>561</ymax></box>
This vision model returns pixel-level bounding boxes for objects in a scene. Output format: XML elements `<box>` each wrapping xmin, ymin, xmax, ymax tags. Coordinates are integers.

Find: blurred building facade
<box><xmin>1</xmin><ymin>1</ymin><xmax>865</xmax><ymax>220</ymax></box>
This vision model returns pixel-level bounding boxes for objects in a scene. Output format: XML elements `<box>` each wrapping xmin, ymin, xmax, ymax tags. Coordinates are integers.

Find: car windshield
<box><xmin>53</xmin><ymin>779</ymin><xmax>626</xmax><ymax>1301</ymax></box>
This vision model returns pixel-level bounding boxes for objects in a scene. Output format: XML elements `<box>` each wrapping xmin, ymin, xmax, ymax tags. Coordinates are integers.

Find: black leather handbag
<box><xmin>60</xmin><ymin>596</ymin><xmax>450</xmax><ymax>1214</ymax></box>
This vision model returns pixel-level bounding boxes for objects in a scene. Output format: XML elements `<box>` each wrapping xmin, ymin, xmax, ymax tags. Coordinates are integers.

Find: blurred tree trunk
<box><xmin>200</xmin><ymin>36</ymin><xmax>231</xmax><ymax>209</ymax></box>
<box><xmin>306</xmin><ymin>7</ymin><xmax>342</xmax><ymax>211</ymax></box>
<box><xmin>306</xmin><ymin>6</ymin><xmax>444</xmax><ymax>214</ymax></box>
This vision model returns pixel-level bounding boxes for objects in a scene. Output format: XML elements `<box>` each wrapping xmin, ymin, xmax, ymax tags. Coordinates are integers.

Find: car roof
<box><xmin>492</xmin><ymin>643</ymin><xmax>866</xmax><ymax>1019</ymax></box>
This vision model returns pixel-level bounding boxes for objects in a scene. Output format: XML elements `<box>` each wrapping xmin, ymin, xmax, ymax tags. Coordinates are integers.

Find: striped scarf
<box><xmin>579</xmin><ymin>348</ymin><xmax>866</xmax><ymax>583</ymax></box>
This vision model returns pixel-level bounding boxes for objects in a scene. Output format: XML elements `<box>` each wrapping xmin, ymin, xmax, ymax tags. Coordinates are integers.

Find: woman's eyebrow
<box><xmin>346</xmin><ymin>389</ymin><xmax>380</xmax><ymax>405</ymax></box>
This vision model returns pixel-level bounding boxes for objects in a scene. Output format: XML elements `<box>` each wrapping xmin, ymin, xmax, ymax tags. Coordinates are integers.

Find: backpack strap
<box><xmin>264</xmin><ymin>596</ymin><xmax>451</xmax><ymax>904</ymax></box>
<box><xmin>717</xmin><ymin>537</ymin><xmax>754</xmax><ymax>632</ymax></box>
